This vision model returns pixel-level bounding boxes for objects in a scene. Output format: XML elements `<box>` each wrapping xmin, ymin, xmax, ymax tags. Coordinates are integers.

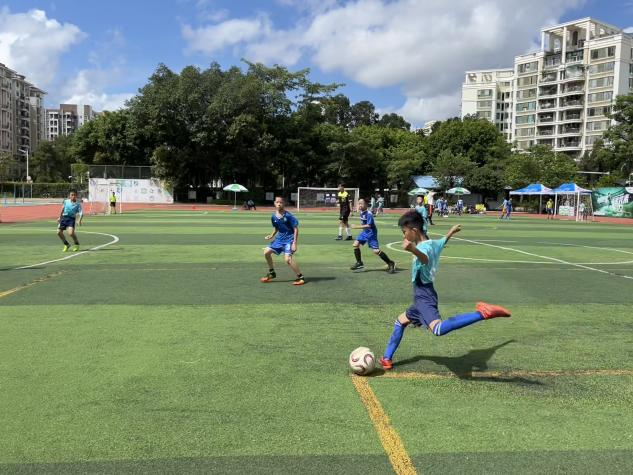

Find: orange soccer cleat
<box><xmin>476</xmin><ymin>302</ymin><xmax>512</xmax><ymax>319</ymax></box>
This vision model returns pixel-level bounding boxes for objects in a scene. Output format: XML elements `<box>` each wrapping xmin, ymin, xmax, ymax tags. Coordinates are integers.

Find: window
<box><xmin>477</xmin><ymin>100</ymin><xmax>492</xmax><ymax>108</ymax></box>
<box><xmin>630</xmin><ymin>63</ymin><xmax>633</xmax><ymax>75</ymax></box>
<box><xmin>477</xmin><ymin>89</ymin><xmax>493</xmax><ymax>98</ymax></box>
<box><xmin>588</xmin><ymin>62</ymin><xmax>615</xmax><ymax>75</ymax></box>
<box><xmin>516</xmin><ymin>114</ymin><xmax>535</xmax><ymax>125</ymax></box>
<box><xmin>589</xmin><ymin>76</ymin><xmax>614</xmax><ymax>89</ymax></box>
<box><xmin>517</xmin><ymin>128</ymin><xmax>535</xmax><ymax>137</ymax></box>
<box><xmin>586</xmin><ymin>135</ymin><xmax>601</xmax><ymax>145</ymax></box>
<box><xmin>586</xmin><ymin>120</ymin><xmax>610</xmax><ymax>132</ymax></box>
<box><xmin>517</xmin><ymin>75</ymin><xmax>537</xmax><ymax>87</ymax></box>
<box><xmin>590</xmin><ymin>46</ymin><xmax>616</xmax><ymax>60</ymax></box>
<box><xmin>630</xmin><ymin>77</ymin><xmax>633</xmax><ymax>90</ymax></box>
<box><xmin>587</xmin><ymin>106</ymin><xmax>611</xmax><ymax>117</ymax></box>
<box><xmin>516</xmin><ymin>101</ymin><xmax>536</xmax><ymax>112</ymax></box>
<box><xmin>517</xmin><ymin>88</ymin><xmax>537</xmax><ymax>99</ymax></box>
<box><xmin>476</xmin><ymin>111</ymin><xmax>491</xmax><ymax>119</ymax></box>
<box><xmin>588</xmin><ymin>91</ymin><xmax>613</xmax><ymax>103</ymax></box>
<box><xmin>518</xmin><ymin>61</ymin><xmax>538</xmax><ymax>73</ymax></box>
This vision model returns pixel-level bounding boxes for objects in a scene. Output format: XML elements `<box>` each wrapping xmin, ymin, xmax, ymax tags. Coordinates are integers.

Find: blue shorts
<box><xmin>356</xmin><ymin>231</ymin><xmax>379</xmax><ymax>250</ymax></box>
<box><xmin>58</xmin><ymin>216</ymin><xmax>76</xmax><ymax>230</ymax></box>
<box><xmin>267</xmin><ymin>241</ymin><xmax>294</xmax><ymax>256</ymax></box>
<box><xmin>406</xmin><ymin>282</ymin><xmax>441</xmax><ymax>328</ymax></box>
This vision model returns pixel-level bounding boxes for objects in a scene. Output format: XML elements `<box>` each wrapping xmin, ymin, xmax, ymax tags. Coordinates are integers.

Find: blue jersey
<box><xmin>411</xmin><ymin>237</ymin><xmax>446</xmax><ymax>284</ymax></box>
<box><xmin>61</xmin><ymin>199</ymin><xmax>83</xmax><ymax>218</ymax></box>
<box><xmin>271</xmin><ymin>211</ymin><xmax>298</xmax><ymax>244</ymax></box>
<box><xmin>359</xmin><ymin>210</ymin><xmax>377</xmax><ymax>236</ymax></box>
<box><xmin>414</xmin><ymin>205</ymin><xmax>429</xmax><ymax>232</ymax></box>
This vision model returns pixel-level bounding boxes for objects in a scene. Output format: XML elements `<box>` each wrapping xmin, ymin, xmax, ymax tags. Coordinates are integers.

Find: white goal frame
<box><xmin>296</xmin><ymin>187</ymin><xmax>360</xmax><ymax>211</ymax></box>
<box><xmin>88</xmin><ymin>179</ymin><xmax>123</xmax><ymax>215</ymax></box>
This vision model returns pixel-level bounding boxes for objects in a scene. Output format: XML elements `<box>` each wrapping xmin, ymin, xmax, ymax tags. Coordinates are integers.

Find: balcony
<box><xmin>561</xmin><ymin>86</ymin><xmax>584</xmax><ymax>95</ymax></box>
<box><xmin>539</xmin><ymin>102</ymin><xmax>557</xmax><ymax>110</ymax></box>
<box><xmin>538</xmin><ymin>115</ymin><xmax>555</xmax><ymax>123</ymax></box>
<box><xmin>565</xmin><ymin>50</ymin><xmax>584</xmax><ymax>64</ymax></box>
<box><xmin>560</xmin><ymin>127</ymin><xmax>581</xmax><ymax>135</ymax></box>
<box><xmin>536</xmin><ymin>128</ymin><xmax>555</xmax><ymax>137</ymax></box>
<box><xmin>544</xmin><ymin>54</ymin><xmax>562</xmax><ymax>70</ymax></box>
<box><xmin>558</xmin><ymin>139</ymin><xmax>581</xmax><ymax>149</ymax></box>
<box><xmin>561</xmin><ymin>114</ymin><xmax>582</xmax><ymax>122</ymax></box>
<box><xmin>538</xmin><ymin>139</ymin><xmax>555</xmax><ymax>146</ymax></box>
<box><xmin>540</xmin><ymin>74</ymin><xmax>558</xmax><ymax>83</ymax></box>
<box><xmin>539</xmin><ymin>89</ymin><xmax>558</xmax><ymax>98</ymax></box>
<box><xmin>560</xmin><ymin>100</ymin><xmax>583</xmax><ymax>109</ymax></box>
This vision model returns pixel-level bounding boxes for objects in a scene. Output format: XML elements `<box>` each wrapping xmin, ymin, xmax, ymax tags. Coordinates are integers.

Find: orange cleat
<box><xmin>260</xmin><ymin>272</ymin><xmax>276</xmax><ymax>283</ymax></box>
<box><xmin>476</xmin><ymin>302</ymin><xmax>511</xmax><ymax>319</ymax></box>
<box><xmin>293</xmin><ymin>277</ymin><xmax>305</xmax><ymax>286</ymax></box>
<box><xmin>379</xmin><ymin>357</ymin><xmax>393</xmax><ymax>370</ymax></box>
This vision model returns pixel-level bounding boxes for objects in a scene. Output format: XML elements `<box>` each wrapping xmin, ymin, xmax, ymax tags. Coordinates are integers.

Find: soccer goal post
<box><xmin>88</xmin><ymin>179</ymin><xmax>123</xmax><ymax>215</ymax></box>
<box><xmin>296</xmin><ymin>187</ymin><xmax>360</xmax><ymax>211</ymax></box>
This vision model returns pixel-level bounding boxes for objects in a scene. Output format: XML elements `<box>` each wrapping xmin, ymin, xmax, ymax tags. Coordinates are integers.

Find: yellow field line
<box><xmin>380</xmin><ymin>369</ymin><xmax>633</xmax><ymax>380</ymax></box>
<box><xmin>0</xmin><ymin>271</ymin><xmax>65</xmax><ymax>299</ymax></box>
<box><xmin>351</xmin><ymin>375</ymin><xmax>417</xmax><ymax>475</ymax></box>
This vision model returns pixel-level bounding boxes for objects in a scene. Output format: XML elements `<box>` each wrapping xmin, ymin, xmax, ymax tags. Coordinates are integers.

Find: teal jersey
<box><xmin>411</xmin><ymin>237</ymin><xmax>446</xmax><ymax>284</ymax></box>
<box><xmin>62</xmin><ymin>199</ymin><xmax>83</xmax><ymax>218</ymax></box>
<box><xmin>414</xmin><ymin>205</ymin><xmax>429</xmax><ymax>232</ymax></box>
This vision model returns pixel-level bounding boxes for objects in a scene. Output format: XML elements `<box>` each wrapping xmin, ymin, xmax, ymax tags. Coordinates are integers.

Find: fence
<box><xmin>1</xmin><ymin>182</ymin><xmax>77</xmax><ymax>205</ymax></box>
<box><xmin>71</xmin><ymin>164</ymin><xmax>154</xmax><ymax>182</ymax></box>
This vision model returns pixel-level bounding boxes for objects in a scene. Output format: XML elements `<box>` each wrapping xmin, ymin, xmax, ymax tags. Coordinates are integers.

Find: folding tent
<box><xmin>551</xmin><ymin>183</ymin><xmax>592</xmax><ymax>221</ymax></box>
<box><xmin>509</xmin><ymin>183</ymin><xmax>553</xmax><ymax>214</ymax></box>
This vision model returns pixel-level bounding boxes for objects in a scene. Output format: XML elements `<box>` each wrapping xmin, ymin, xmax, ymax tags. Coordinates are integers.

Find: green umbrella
<box><xmin>408</xmin><ymin>187</ymin><xmax>430</xmax><ymax>196</ymax></box>
<box><xmin>223</xmin><ymin>183</ymin><xmax>248</xmax><ymax>210</ymax></box>
<box><xmin>446</xmin><ymin>187</ymin><xmax>471</xmax><ymax>195</ymax></box>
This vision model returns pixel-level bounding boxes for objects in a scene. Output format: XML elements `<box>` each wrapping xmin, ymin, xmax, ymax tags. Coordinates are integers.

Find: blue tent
<box><xmin>551</xmin><ymin>183</ymin><xmax>591</xmax><ymax>194</ymax></box>
<box><xmin>509</xmin><ymin>183</ymin><xmax>553</xmax><ymax>195</ymax></box>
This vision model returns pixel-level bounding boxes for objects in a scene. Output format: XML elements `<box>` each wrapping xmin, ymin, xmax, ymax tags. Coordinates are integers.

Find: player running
<box><xmin>260</xmin><ymin>196</ymin><xmax>305</xmax><ymax>286</ymax></box>
<box><xmin>57</xmin><ymin>190</ymin><xmax>83</xmax><ymax>252</ymax></box>
<box><xmin>335</xmin><ymin>184</ymin><xmax>353</xmax><ymax>241</ymax></box>
<box><xmin>379</xmin><ymin>211</ymin><xmax>511</xmax><ymax>370</ymax></box>
<box><xmin>350</xmin><ymin>198</ymin><xmax>396</xmax><ymax>274</ymax></box>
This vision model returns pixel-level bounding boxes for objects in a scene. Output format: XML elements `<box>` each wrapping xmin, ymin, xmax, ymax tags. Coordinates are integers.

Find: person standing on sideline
<box><xmin>427</xmin><ymin>191</ymin><xmax>435</xmax><ymax>225</ymax></box>
<box><xmin>109</xmin><ymin>191</ymin><xmax>117</xmax><ymax>214</ymax></box>
<box><xmin>335</xmin><ymin>184</ymin><xmax>353</xmax><ymax>241</ymax></box>
<box><xmin>546</xmin><ymin>198</ymin><xmax>554</xmax><ymax>220</ymax></box>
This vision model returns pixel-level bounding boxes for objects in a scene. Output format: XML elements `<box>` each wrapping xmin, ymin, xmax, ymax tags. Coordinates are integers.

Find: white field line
<box><xmin>15</xmin><ymin>231</ymin><xmax>119</xmax><ymax>270</ymax></box>
<box><xmin>385</xmin><ymin>241</ymin><xmax>633</xmax><ymax>266</ymax></box>
<box><xmin>446</xmin><ymin>235</ymin><xmax>633</xmax><ymax>281</ymax></box>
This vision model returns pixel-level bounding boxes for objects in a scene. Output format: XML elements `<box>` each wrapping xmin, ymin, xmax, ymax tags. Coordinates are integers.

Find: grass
<box><xmin>1</xmin><ymin>210</ymin><xmax>632</xmax><ymax>474</ymax></box>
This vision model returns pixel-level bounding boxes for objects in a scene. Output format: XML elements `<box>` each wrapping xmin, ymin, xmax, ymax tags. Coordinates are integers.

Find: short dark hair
<box><xmin>69</xmin><ymin>190</ymin><xmax>78</xmax><ymax>195</ymax></box>
<box><xmin>398</xmin><ymin>210</ymin><xmax>424</xmax><ymax>230</ymax></box>
<box><xmin>274</xmin><ymin>196</ymin><xmax>285</xmax><ymax>202</ymax></box>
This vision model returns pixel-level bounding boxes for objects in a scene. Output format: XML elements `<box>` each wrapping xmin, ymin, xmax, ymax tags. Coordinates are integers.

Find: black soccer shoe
<box><xmin>350</xmin><ymin>262</ymin><xmax>365</xmax><ymax>271</ymax></box>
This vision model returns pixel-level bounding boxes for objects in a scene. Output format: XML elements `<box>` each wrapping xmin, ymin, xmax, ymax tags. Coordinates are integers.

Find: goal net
<box><xmin>88</xmin><ymin>179</ymin><xmax>123</xmax><ymax>215</ymax></box>
<box><xmin>556</xmin><ymin>192</ymin><xmax>594</xmax><ymax>222</ymax></box>
<box><xmin>297</xmin><ymin>187</ymin><xmax>360</xmax><ymax>211</ymax></box>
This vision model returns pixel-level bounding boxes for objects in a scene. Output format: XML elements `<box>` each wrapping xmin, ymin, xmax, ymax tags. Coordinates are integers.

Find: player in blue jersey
<box><xmin>413</xmin><ymin>195</ymin><xmax>429</xmax><ymax>235</ymax></box>
<box><xmin>350</xmin><ymin>198</ymin><xmax>396</xmax><ymax>274</ymax></box>
<box><xmin>379</xmin><ymin>210</ymin><xmax>511</xmax><ymax>370</ymax></box>
<box><xmin>260</xmin><ymin>196</ymin><xmax>305</xmax><ymax>286</ymax></box>
<box><xmin>57</xmin><ymin>190</ymin><xmax>83</xmax><ymax>252</ymax></box>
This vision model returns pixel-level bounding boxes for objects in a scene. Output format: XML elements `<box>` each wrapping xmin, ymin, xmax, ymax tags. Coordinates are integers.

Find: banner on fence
<box><xmin>89</xmin><ymin>178</ymin><xmax>173</xmax><ymax>204</ymax></box>
<box><xmin>592</xmin><ymin>187</ymin><xmax>633</xmax><ymax>218</ymax></box>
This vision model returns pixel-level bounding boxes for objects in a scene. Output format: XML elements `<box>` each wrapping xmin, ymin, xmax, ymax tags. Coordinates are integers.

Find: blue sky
<box><xmin>0</xmin><ymin>0</ymin><xmax>631</xmax><ymax>126</ymax></box>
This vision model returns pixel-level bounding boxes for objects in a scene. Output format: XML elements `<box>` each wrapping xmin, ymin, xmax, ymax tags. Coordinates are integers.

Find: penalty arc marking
<box><xmin>14</xmin><ymin>231</ymin><xmax>120</xmax><ymax>270</ymax></box>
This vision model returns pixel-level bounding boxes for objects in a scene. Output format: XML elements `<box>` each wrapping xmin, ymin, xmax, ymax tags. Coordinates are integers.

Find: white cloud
<box><xmin>182</xmin><ymin>0</ymin><xmax>585</xmax><ymax>125</ymax></box>
<box><xmin>61</xmin><ymin>69</ymin><xmax>134</xmax><ymax>111</ymax></box>
<box><xmin>0</xmin><ymin>7</ymin><xmax>84</xmax><ymax>88</ymax></box>
<box><xmin>182</xmin><ymin>16</ymin><xmax>271</xmax><ymax>55</ymax></box>
<box><xmin>624</xmin><ymin>26</ymin><xmax>633</xmax><ymax>33</ymax></box>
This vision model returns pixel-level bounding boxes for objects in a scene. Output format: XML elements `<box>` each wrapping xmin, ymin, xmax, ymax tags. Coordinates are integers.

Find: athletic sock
<box><xmin>297</xmin><ymin>273</ymin><xmax>303</xmax><ymax>279</ymax></box>
<box><xmin>338</xmin><ymin>225</ymin><xmax>343</xmax><ymax>236</ymax></box>
<box><xmin>377</xmin><ymin>250</ymin><xmax>392</xmax><ymax>265</ymax></box>
<box><xmin>354</xmin><ymin>247</ymin><xmax>362</xmax><ymax>263</ymax></box>
<box><xmin>346</xmin><ymin>226</ymin><xmax>351</xmax><ymax>237</ymax></box>
<box><xmin>384</xmin><ymin>320</ymin><xmax>405</xmax><ymax>360</ymax></box>
<box><xmin>432</xmin><ymin>312</ymin><xmax>483</xmax><ymax>336</ymax></box>
<box><xmin>269</xmin><ymin>268</ymin><xmax>276</xmax><ymax>275</ymax></box>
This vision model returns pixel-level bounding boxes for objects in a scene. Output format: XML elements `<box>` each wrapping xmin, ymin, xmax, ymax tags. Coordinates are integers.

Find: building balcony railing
<box><xmin>561</xmin><ymin>115</ymin><xmax>582</xmax><ymax>122</ymax></box>
<box><xmin>539</xmin><ymin>102</ymin><xmax>557</xmax><ymax>110</ymax></box>
<box><xmin>538</xmin><ymin>116</ymin><xmax>555</xmax><ymax>123</ymax></box>
<box><xmin>558</xmin><ymin>141</ymin><xmax>581</xmax><ymax>148</ymax></box>
<box><xmin>560</xmin><ymin>100</ymin><xmax>583</xmax><ymax>108</ymax></box>
<box><xmin>560</xmin><ymin>128</ymin><xmax>581</xmax><ymax>135</ymax></box>
<box><xmin>536</xmin><ymin>130</ymin><xmax>555</xmax><ymax>136</ymax></box>
<box><xmin>561</xmin><ymin>86</ymin><xmax>584</xmax><ymax>94</ymax></box>
<box><xmin>540</xmin><ymin>74</ymin><xmax>558</xmax><ymax>83</ymax></box>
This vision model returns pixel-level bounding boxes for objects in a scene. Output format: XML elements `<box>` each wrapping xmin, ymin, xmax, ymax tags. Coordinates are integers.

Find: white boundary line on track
<box><xmin>14</xmin><ymin>231</ymin><xmax>120</xmax><ymax>270</ymax></box>
<box><xmin>386</xmin><ymin>238</ymin><xmax>633</xmax><ymax>280</ymax></box>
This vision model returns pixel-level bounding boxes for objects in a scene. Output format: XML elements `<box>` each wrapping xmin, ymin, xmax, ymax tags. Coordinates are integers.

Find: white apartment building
<box><xmin>462</xmin><ymin>18</ymin><xmax>633</xmax><ymax>158</ymax></box>
<box><xmin>0</xmin><ymin>63</ymin><xmax>46</xmax><ymax>160</ymax></box>
<box><xmin>46</xmin><ymin>104</ymin><xmax>97</xmax><ymax>140</ymax></box>
<box><xmin>461</xmin><ymin>68</ymin><xmax>515</xmax><ymax>142</ymax></box>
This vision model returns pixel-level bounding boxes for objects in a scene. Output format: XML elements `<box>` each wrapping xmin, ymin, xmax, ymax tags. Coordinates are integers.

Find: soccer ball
<box><xmin>349</xmin><ymin>347</ymin><xmax>376</xmax><ymax>376</ymax></box>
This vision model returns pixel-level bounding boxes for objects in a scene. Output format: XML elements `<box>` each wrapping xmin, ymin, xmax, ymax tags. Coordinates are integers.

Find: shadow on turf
<box><xmin>392</xmin><ymin>340</ymin><xmax>543</xmax><ymax>385</ymax></box>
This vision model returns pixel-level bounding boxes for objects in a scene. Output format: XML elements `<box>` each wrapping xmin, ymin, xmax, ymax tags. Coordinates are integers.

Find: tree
<box><xmin>378</xmin><ymin>113</ymin><xmax>410</xmax><ymax>130</ymax></box>
<box><xmin>431</xmin><ymin>150</ymin><xmax>475</xmax><ymax>190</ymax></box>
<box><xmin>350</xmin><ymin>101</ymin><xmax>378</xmax><ymax>127</ymax></box>
<box><xmin>604</xmin><ymin>94</ymin><xmax>633</xmax><ymax>176</ymax></box>
<box><xmin>504</xmin><ymin>146</ymin><xmax>577</xmax><ymax>188</ymax></box>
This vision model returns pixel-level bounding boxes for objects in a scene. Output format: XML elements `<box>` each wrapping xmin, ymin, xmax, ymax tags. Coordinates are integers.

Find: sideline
<box><xmin>351</xmin><ymin>375</ymin><xmax>417</xmax><ymax>475</ymax></box>
<box><xmin>15</xmin><ymin>231</ymin><xmax>120</xmax><ymax>270</ymax></box>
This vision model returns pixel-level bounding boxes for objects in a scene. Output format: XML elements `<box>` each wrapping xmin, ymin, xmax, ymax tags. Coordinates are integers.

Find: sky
<box><xmin>0</xmin><ymin>0</ymin><xmax>631</xmax><ymax>127</ymax></box>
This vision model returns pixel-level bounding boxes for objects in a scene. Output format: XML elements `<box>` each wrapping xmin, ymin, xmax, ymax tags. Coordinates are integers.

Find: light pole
<box><xmin>18</xmin><ymin>148</ymin><xmax>29</xmax><ymax>182</ymax></box>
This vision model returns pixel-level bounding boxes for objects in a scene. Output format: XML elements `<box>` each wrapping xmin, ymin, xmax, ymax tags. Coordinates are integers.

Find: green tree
<box><xmin>604</xmin><ymin>94</ymin><xmax>633</xmax><ymax>176</ymax></box>
<box><xmin>378</xmin><ymin>113</ymin><xmax>410</xmax><ymax>130</ymax></box>
<box><xmin>431</xmin><ymin>150</ymin><xmax>475</xmax><ymax>190</ymax></box>
<box><xmin>505</xmin><ymin>146</ymin><xmax>577</xmax><ymax>188</ymax></box>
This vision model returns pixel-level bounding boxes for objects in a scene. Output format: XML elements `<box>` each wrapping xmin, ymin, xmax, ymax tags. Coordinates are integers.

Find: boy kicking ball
<box><xmin>57</xmin><ymin>190</ymin><xmax>83</xmax><ymax>252</ymax></box>
<box><xmin>379</xmin><ymin>211</ymin><xmax>511</xmax><ymax>370</ymax></box>
<box><xmin>350</xmin><ymin>198</ymin><xmax>396</xmax><ymax>274</ymax></box>
<box><xmin>260</xmin><ymin>196</ymin><xmax>305</xmax><ymax>286</ymax></box>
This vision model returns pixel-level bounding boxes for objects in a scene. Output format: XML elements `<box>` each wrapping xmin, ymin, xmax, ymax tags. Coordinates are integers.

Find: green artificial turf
<box><xmin>1</xmin><ymin>210</ymin><xmax>632</xmax><ymax>473</ymax></box>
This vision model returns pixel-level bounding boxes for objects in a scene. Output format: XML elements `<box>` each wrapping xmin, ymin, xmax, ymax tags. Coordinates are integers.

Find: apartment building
<box><xmin>461</xmin><ymin>68</ymin><xmax>515</xmax><ymax>142</ymax></box>
<box><xmin>462</xmin><ymin>18</ymin><xmax>633</xmax><ymax>158</ymax></box>
<box><xmin>46</xmin><ymin>103</ymin><xmax>97</xmax><ymax>140</ymax></box>
<box><xmin>0</xmin><ymin>63</ymin><xmax>46</xmax><ymax>160</ymax></box>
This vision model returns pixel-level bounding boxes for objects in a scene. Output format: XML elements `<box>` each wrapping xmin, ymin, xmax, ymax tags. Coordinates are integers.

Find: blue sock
<box><xmin>432</xmin><ymin>312</ymin><xmax>483</xmax><ymax>336</ymax></box>
<box><xmin>384</xmin><ymin>320</ymin><xmax>405</xmax><ymax>360</ymax></box>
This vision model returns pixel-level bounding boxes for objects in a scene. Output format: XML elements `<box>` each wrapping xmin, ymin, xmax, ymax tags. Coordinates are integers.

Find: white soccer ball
<box><xmin>349</xmin><ymin>347</ymin><xmax>376</xmax><ymax>375</ymax></box>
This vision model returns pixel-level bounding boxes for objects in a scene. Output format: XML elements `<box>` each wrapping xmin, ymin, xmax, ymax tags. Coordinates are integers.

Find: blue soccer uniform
<box><xmin>351</xmin><ymin>207</ymin><xmax>395</xmax><ymax>273</ymax></box>
<box><xmin>57</xmin><ymin>196</ymin><xmax>83</xmax><ymax>252</ymax></box>
<box><xmin>267</xmin><ymin>211</ymin><xmax>298</xmax><ymax>256</ymax></box>
<box><xmin>414</xmin><ymin>205</ymin><xmax>429</xmax><ymax>234</ymax></box>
